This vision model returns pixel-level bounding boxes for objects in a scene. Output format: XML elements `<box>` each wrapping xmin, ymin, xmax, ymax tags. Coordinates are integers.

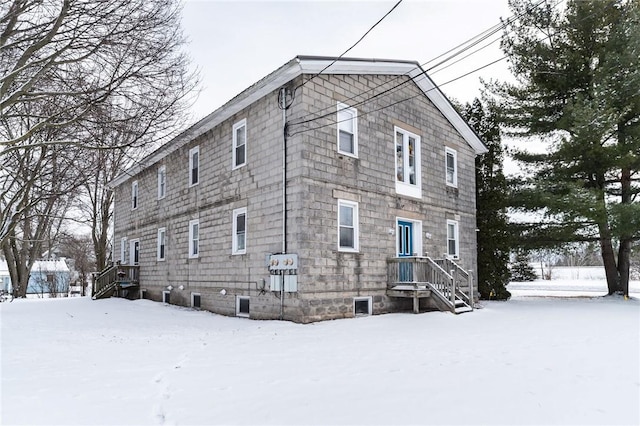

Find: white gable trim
<box><xmin>408</xmin><ymin>67</ymin><xmax>487</xmax><ymax>155</ymax></box>
<box><xmin>109</xmin><ymin>56</ymin><xmax>486</xmax><ymax>187</ymax></box>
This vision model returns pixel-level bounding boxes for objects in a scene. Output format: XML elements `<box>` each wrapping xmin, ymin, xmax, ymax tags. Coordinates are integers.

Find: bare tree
<box><xmin>74</xmin><ymin>109</ymin><xmax>149</xmax><ymax>272</ymax></box>
<box><xmin>1</xmin><ymin>0</ymin><xmax>198</xmax><ymax>245</ymax></box>
<box><xmin>57</xmin><ymin>233</ymin><xmax>95</xmax><ymax>296</ymax></box>
<box><xmin>2</xmin><ymin>130</ymin><xmax>85</xmax><ymax>297</ymax></box>
<box><xmin>1</xmin><ymin>0</ymin><xmax>198</xmax><ymax>290</ymax></box>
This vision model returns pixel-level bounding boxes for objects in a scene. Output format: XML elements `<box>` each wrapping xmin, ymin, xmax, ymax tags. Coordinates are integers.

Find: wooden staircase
<box><xmin>387</xmin><ymin>256</ymin><xmax>474</xmax><ymax>314</ymax></box>
<box><xmin>92</xmin><ymin>263</ymin><xmax>139</xmax><ymax>300</ymax></box>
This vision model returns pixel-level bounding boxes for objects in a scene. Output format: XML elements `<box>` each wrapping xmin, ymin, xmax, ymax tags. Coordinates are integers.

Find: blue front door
<box><xmin>398</xmin><ymin>221</ymin><xmax>413</xmax><ymax>281</ymax></box>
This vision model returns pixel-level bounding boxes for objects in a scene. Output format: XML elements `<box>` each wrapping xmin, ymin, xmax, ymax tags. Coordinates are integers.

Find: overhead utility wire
<box><xmin>288</xmin><ymin>0</ymin><xmax>555</xmax><ymax>127</ymax></box>
<box><xmin>288</xmin><ymin>56</ymin><xmax>508</xmax><ymax>138</ymax></box>
<box><xmin>289</xmin><ymin>0</ymin><xmax>605</xmax><ymax>137</ymax></box>
<box><xmin>417</xmin><ymin>0</ymin><xmax>554</xmax><ymax>70</ymax></box>
<box><xmin>428</xmin><ymin>33</ymin><xmax>504</xmax><ymax>76</ymax></box>
<box><xmin>294</xmin><ymin>0</ymin><xmax>404</xmax><ymax>93</ymax></box>
<box><xmin>288</xmin><ymin>40</ymin><xmax>505</xmax><ymax>129</ymax></box>
<box><xmin>426</xmin><ymin>0</ymin><xmax>561</xmax><ymax>74</ymax></box>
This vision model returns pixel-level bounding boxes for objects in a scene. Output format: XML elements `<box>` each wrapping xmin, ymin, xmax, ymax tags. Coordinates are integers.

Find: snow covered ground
<box><xmin>1</xmin><ymin>278</ymin><xmax>639</xmax><ymax>425</ymax></box>
<box><xmin>510</xmin><ymin>266</ymin><xmax>640</xmax><ymax>298</ymax></box>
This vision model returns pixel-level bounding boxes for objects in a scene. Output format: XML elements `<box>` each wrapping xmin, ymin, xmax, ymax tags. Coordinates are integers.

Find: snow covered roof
<box><xmin>109</xmin><ymin>55</ymin><xmax>487</xmax><ymax>187</ymax></box>
<box><xmin>31</xmin><ymin>259</ymin><xmax>70</xmax><ymax>273</ymax></box>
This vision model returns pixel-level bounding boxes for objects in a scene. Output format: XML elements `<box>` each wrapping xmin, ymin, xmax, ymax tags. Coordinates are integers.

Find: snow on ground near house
<box><xmin>2</xmin><ymin>287</ymin><xmax>639</xmax><ymax>425</ymax></box>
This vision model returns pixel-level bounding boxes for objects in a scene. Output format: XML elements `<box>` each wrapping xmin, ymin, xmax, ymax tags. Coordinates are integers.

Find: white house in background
<box><xmin>27</xmin><ymin>259</ymin><xmax>71</xmax><ymax>298</ymax></box>
<box><xmin>0</xmin><ymin>259</ymin><xmax>10</xmax><ymax>293</ymax></box>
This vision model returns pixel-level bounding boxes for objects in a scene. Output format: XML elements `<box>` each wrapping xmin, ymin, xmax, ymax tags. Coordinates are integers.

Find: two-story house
<box><xmin>96</xmin><ymin>56</ymin><xmax>487</xmax><ymax>322</ymax></box>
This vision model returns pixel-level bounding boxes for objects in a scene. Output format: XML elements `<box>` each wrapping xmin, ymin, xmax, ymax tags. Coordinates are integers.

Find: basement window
<box><xmin>162</xmin><ymin>291</ymin><xmax>171</xmax><ymax>304</ymax></box>
<box><xmin>140</xmin><ymin>289</ymin><xmax>147</xmax><ymax>299</ymax></box>
<box><xmin>191</xmin><ymin>292</ymin><xmax>201</xmax><ymax>309</ymax></box>
<box><xmin>354</xmin><ymin>296</ymin><xmax>372</xmax><ymax>316</ymax></box>
<box><xmin>236</xmin><ymin>296</ymin><xmax>250</xmax><ymax>318</ymax></box>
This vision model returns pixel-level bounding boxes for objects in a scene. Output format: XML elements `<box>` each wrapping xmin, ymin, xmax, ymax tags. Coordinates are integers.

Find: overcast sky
<box><xmin>181</xmin><ymin>0</ymin><xmax>514</xmax><ymax>120</ymax></box>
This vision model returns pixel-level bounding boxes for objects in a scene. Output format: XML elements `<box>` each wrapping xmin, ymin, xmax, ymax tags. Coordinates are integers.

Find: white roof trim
<box><xmin>109</xmin><ymin>56</ymin><xmax>486</xmax><ymax>187</ymax></box>
<box><xmin>407</xmin><ymin>67</ymin><xmax>488</xmax><ymax>155</ymax></box>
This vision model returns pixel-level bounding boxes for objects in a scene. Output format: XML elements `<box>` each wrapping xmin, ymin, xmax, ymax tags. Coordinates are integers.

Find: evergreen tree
<box><xmin>489</xmin><ymin>0</ymin><xmax>640</xmax><ymax>296</ymax></box>
<box><xmin>462</xmin><ymin>99</ymin><xmax>512</xmax><ymax>300</ymax></box>
<box><xmin>510</xmin><ymin>250</ymin><xmax>537</xmax><ymax>282</ymax></box>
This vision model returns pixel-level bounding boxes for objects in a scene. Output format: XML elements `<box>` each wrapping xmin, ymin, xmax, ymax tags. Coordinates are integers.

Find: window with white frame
<box><xmin>189</xmin><ymin>146</ymin><xmax>199</xmax><ymax>186</ymax></box>
<box><xmin>236</xmin><ymin>296</ymin><xmax>250</xmax><ymax>317</ymax></box>
<box><xmin>191</xmin><ymin>292</ymin><xmax>201</xmax><ymax>309</ymax></box>
<box><xmin>131</xmin><ymin>180</ymin><xmax>138</xmax><ymax>209</ymax></box>
<box><xmin>232</xmin><ymin>207</ymin><xmax>247</xmax><ymax>255</ymax></box>
<box><xmin>157</xmin><ymin>228</ymin><xmax>166</xmax><ymax>261</ymax></box>
<box><xmin>232</xmin><ymin>119</ymin><xmax>247</xmax><ymax>169</ymax></box>
<box><xmin>188</xmin><ymin>219</ymin><xmax>199</xmax><ymax>258</ymax></box>
<box><xmin>353</xmin><ymin>296</ymin><xmax>372</xmax><ymax>316</ymax></box>
<box><xmin>337</xmin><ymin>102</ymin><xmax>358</xmax><ymax>157</ymax></box>
<box><xmin>445</xmin><ymin>147</ymin><xmax>458</xmax><ymax>187</ymax></box>
<box><xmin>447</xmin><ymin>220</ymin><xmax>459</xmax><ymax>259</ymax></box>
<box><xmin>129</xmin><ymin>239</ymin><xmax>140</xmax><ymax>265</ymax></box>
<box><xmin>394</xmin><ymin>127</ymin><xmax>422</xmax><ymax>198</ymax></box>
<box><xmin>157</xmin><ymin>165</ymin><xmax>166</xmax><ymax>199</ymax></box>
<box><xmin>120</xmin><ymin>237</ymin><xmax>127</xmax><ymax>263</ymax></box>
<box><xmin>338</xmin><ymin>200</ymin><xmax>359</xmax><ymax>251</ymax></box>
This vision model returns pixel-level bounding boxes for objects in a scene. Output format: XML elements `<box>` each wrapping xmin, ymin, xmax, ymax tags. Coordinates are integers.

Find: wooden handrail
<box><xmin>387</xmin><ymin>256</ymin><xmax>456</xmax><ymax>308</ymax></box>
<box><xmin>436</xmin><ymin>258</ymin><xmax>473</xmax><ymax>309</ymax></box>
<box><xmin>92</xmin><ymin>264</ymin><xmax>139</xmax><ymax>299</ymax></box>
<box><xmin>387</xmin><ymin>256</ymin><xmax>474</xmax><ymax>312</ymax></box>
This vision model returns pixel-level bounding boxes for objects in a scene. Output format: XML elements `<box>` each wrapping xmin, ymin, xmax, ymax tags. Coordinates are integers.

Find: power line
<box><xmin>288</xmin><ymin>50</ymin><xmax>506</xmax><ymax>131</ymax></box>
<box><xmin>288</xmin><ymin>0</ymin><xmax>571</xmax><ymax>133</ymax></box>
<box><xmin>294</xmin><ymin>0</ymin><xmax>403</xmax><ymax>93</ymax></box>
<box><xmin>288</xmin><ymin>55</ymin><xmax>508</xmax><ymax>138</ymax></box>
<box><xmin>425</xmin><ymin>0</ymin><xmax>558</xmax><ymax>73</ymax></box>
<box><xmin>288</xmin><ymin>0</ymin><xmax>556</xmax><ymax>128</ymax></box>
<box><xmin>288</xmin><ymin>0</ymin><xmax>608</xmax><ymax>138</ymax></box>
<box><xmin>429</xmin><ymin>34</ymin><xmax>503</xmax><ymax>76</ymax></box>
<box><xmin>417</xmin><ymin>0</ymin><xmax>556</xmax><ymax>71</ymax></box>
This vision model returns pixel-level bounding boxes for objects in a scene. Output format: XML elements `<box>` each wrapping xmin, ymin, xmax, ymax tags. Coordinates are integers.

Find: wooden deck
<box><xmin>386</xmin><ymin>256</ymin><xmax>473</xmax><ymax>314</ymax></box>
<box><xmin>92</xmin><ymin>264</ymin><xmax>139</xmax><ymax>299</ymax></box>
